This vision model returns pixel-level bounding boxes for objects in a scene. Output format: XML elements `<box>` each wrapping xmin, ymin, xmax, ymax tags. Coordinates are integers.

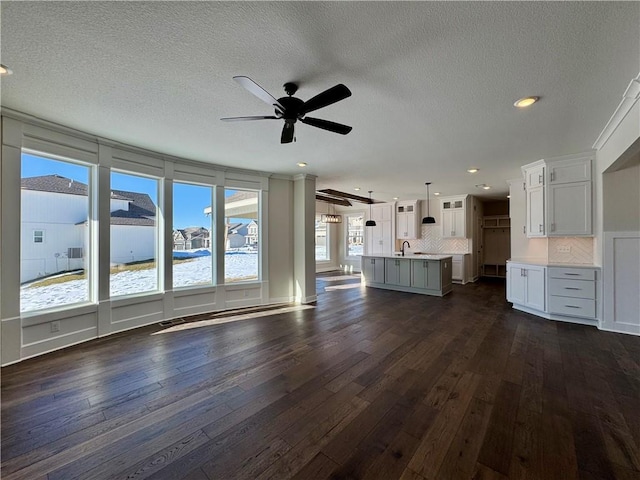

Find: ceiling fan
<box><xmin>221</xmin><ymin>76</ymin><xmax>352</xmax><ymax>144</ymax></box>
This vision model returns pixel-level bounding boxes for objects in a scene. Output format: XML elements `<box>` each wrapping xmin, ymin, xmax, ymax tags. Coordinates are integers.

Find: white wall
<box><xmin>603</xmin><ymin>163</ymin><xmax>640</xmax><ymax>232</ymax></box>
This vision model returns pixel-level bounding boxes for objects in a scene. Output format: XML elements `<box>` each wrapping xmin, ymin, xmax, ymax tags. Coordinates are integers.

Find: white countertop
<box><xmin>507</xmin><ymin>258</ymin><xmax>600</xmax><ymax>268</ymax></box>
<box><xmin>363</xmin><ymin>253</ymin><xmax>453</xmax><ymax>260</ymax></box>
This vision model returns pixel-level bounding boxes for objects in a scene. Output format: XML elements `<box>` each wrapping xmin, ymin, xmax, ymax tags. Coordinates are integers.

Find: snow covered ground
<box><xmin>20</xmin><ymin>252</ymin><xmax>258</xmax><ymax>312</ymax></box>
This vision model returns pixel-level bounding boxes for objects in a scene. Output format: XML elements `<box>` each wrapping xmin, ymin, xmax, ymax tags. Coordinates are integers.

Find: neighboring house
<box><xmin>226</xmin><ymin>222</ymin><xmax>248</xmax><ymax>249</ymax></box>
<box><xmin>246</xmin><ymin>220</ymin><xmax>258</xmax><ymax>246</ymax></box>
<box><xmin>173</xmin><ymin>227</ymin><xmax>210</xmax><ymax>250</ymax></box>
<box><xmin>20</xmin><ymin>175</ymin><xmax>156</xmax><ymax>283</ymax></box>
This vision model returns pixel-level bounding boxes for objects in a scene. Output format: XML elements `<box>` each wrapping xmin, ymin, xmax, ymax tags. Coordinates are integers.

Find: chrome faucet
<box><xmin>401</xmin><ymin>241</ymin><xmax>410</xmax><ymax>256</ymax></box>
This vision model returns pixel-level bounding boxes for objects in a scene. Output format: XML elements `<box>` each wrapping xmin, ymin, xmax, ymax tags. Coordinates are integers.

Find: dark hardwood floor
<box><xmin>2</xmin><ymin>274</ymin><xmax>639</xmax><ymax>480</ymax></box>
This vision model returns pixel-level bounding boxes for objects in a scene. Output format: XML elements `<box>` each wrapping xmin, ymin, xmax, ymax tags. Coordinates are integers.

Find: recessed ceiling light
<box><xmin>514</xmin><ymin>96</ymin><xmax>539</xmax><ymax>108</ymax></box>
<box><xmin>0</xmin><ymin>64</ymin><xmax>13</xmax><ymax>76</ymax></box>
<box><xmin>475</xmin><ymin>184</ymin><xmax>491</xmax><ymax>190</ymax></box>
<box><xmin>467</xmin><ymin>168</ymin><xmax>479</xmax><ymax>173</ymax></box>
<box><xmin>297</xmin><ymin>162</ymin><xmax>307</xmax><ymax>167</ymax></box>
<box><xmin>393</xmin><ymin>197</ymin><xmax>399</xmax><ymax>200</ymax></box>
<box><xmin>433</xmin><ymin>192</ymin><xmax>441</xmax><ymax>196</ymax></box>
<box><xmin>354</xmin><ymin>187</ymin><xmax>361</xmax><ymax>191</ymax></box>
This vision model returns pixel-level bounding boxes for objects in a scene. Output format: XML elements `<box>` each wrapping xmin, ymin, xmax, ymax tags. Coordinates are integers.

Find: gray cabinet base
<box><xmin>364</xmin><ymin>282</ymin><xmax>452</xmax><ymax>297</ymax></box>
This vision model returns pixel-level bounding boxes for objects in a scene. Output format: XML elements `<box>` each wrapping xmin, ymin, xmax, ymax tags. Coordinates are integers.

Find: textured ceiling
<box><xmin>1</xmin><ymin>2</ymin><xmax>638</xmax><ymax>202</ymax></box>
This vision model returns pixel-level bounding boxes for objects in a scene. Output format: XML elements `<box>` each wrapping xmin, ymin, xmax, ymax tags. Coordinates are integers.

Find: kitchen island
<box><xmin>361</xmin><ymin>254</ymin><xmax>453</xmax><ymax>297</ymax></box>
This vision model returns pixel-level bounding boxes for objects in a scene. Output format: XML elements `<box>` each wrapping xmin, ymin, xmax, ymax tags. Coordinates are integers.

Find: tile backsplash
<box><xmin>406</xmin><ymin>224</ymin><xmax>471</xmax><ymax>254</ymax></box>
<box><xmin>548</xmin><ymin>237</ymin><xmax>594</xmax><ymax>264</ymax></box>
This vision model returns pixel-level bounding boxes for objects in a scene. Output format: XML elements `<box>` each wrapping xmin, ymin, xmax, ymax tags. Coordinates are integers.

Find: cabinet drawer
<box><xmin>548</xmin><ymin>296</ymin><xmax>596</xmax><ymax>318</ymax></box>
<box><xmin>548</xmin><ymin>267</ymin><xmax>596</xmax><ymax>281</ymax></box>
<box><xmin>548</xmin><ymin>278</ymin><xmax>595</xmax><ymax>299</ymax></box>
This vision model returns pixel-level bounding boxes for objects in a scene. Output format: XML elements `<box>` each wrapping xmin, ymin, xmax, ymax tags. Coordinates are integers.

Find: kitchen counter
<box><xmin>385</xmin><ymin>253</ymin><xmax>453</xmax><ymax>260</ymax></box>
<box><xmin>507</xmin><ymin>258</ymin><xmax>600</xmax><ymax>268</ymax></box>
<box><xmin>361</xmin><ymin>255</ymin><xmax>452</xmax><ymax>296</ymax></box>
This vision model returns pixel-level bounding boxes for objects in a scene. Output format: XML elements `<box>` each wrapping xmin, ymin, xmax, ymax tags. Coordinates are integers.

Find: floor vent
<box><xmin>158</xmin><ymin>318</ymin><xmax>186</xmax><ymax>327</ymax></box>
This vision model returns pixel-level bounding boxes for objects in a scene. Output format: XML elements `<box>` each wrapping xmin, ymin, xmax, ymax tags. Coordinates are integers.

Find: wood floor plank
<box><xmin>2</xmin><ymin>276</ymin><xmax>638</xmax><ymax>480</ymax></box>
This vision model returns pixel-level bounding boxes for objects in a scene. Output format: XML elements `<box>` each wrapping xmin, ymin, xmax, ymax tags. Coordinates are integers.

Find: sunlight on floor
<box><xmin>324</xmin><ymin>283</ymin><xmax>364</xmax><ymax>291</ymax></box>
<box><xmin>152</xmin><ymin>304</ymin><xmax>316</xmax><ymax>335</ymax></box>
<box><xmin>317</xmin><ymin>275</ymin><xmax>361</xmax><ymax>282</ymax></box>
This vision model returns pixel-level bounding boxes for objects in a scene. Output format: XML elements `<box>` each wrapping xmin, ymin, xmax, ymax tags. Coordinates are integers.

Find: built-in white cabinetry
<box><xmin>440</xmin><ymin>195</ymin><xmax>468</xmax><ymax>238</ymax></box>
<box><xmin>396</xmin><ymin>200</ymin><xmax>420</xmax><ymax>239</ymax></box>
<box><xmin>507</xmin><ymin>262</ymin><xmax>546</xmax><ymax>312</ymax></box>
<box><xmin>522</xmin><ymin>153</ymin><xmax>594</xmax><ymax>237</ymax></box>
<box><xmin>507</xmin><ymin>261</ymin><xmax>599</xmax><ymax>326</ymax></box>
<box><xmin>451</xmin><ymin>254</ymin><xmax>471</xmax><ymax>284</ymax></box>
<box><xmin>547</xmin><ymin>267</ymin><xmax>597</xmax><ymax>319</ymax></box>
<box><xmin>366</xmin><ymin>203</ymin><xmax>394</xmax><ymax>255</ymax></box>
<box><xmin>362</xmin><ymin>257</ymin><xmax>385</xmax><ymax>283</ymax></box>
<box><xmin>385</xmin><ymin>258</ymin><xmax>411</xmax><ymax>287</ymax></box>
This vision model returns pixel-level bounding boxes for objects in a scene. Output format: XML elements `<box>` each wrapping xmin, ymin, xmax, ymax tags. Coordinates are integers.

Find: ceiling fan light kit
<box><xmin>221</xmin><ymin>76</ymin><xmax>353</xmax><ymax>144</ymax></box>
<box><xmin>422</xmin><ymin>182</ymin><xmax>436</xmax><ymax>224</ymax></box>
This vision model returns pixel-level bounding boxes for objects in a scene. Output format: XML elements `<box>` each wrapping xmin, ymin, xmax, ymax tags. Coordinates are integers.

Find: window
<box><xmin>110</xmin><ymin>171</ymin><xmax>159</xmax><ymax>297</ymax></box>
<box><xmin>225</xmin><ymin>189</ymin><xmax>259</xmax><ymax>283</ymax></box>
<box><xmin>20</xmin><ymin>152</ymin><xmax>91</xmax><ymax>312</ymax></box>
<box><xmin>315</xmin><ymin>215</ymin><xmax>329</xmax><ymax>261</ymax></box>
<box><xmin>346</xmin><ymin>214</ymin><xmax>364</xmax><ymax>257</ymax></box>
<box><xmin>173</xmin><ymin>182</ymin><xmax>214</xmax><ymax>288</ymax></box>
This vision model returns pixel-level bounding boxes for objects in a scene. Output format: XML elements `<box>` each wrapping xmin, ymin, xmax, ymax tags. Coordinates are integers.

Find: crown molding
<box><xmin>593</xmin><ymin>73</ymin><xmax>640</xmax><ymax>151</ymax></box>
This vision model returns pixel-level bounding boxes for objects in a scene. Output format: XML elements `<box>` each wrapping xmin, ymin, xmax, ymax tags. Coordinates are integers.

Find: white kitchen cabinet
<box><xmin>522</xmin><ymin>153</ymin><xmax>593</xmax><ymax>238</ymax></box>
<box><xmin>366</xmin><ymin>203</ymin><xmax>394</xmax><ymax>255</ymax></box>
<box><xmin>526</xmin><ymin>185</ymin><xmax>545</xmax><ymax>237</ymax></box>
<box><xmin>507</xmin><ymin>262</ymin><xmax>546</xmax><ymax>312</ymax></box>
<box><xmin>362</xmin><ymin>257</ymin><xmax>385</xmax><ymax>284</ymax></box>
<box><xmin>547</xmin><ymin>182</ymin><xmax>592</xmax><ymax>236</ymax></box>
<box><xmin>441</xmin><ymin>195</ymin><xmax>468</xmax><ymax>238</ymax></box>
<box><xmin>385</xmin><ymin>258</ymin><xmax>411</xmax><ymax>286</ymax></box>
<box><xmin>547</xmin><ymin>267</ymin><xmax>597</xmax><ymax>319</ymax></box>
<box><xmin>396</xmin><ymin>200</ymin><xmax>420</xmax><ymax>239</ymax></box>
<box><xmin>450</xmin><ymin>254</ymin><xmax>471</xmax><ymax>284</ymax></box>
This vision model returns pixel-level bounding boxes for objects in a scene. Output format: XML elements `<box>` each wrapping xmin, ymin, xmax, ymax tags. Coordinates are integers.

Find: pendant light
<box><xmin>422</xmin><ymin>182</ymin><xmax>436</xmax><ymax>224</ymax></box>
<box><xmin>365</xmin><ymin>190</ymin><xmax>376</xmax><ymax>227</ymax></box>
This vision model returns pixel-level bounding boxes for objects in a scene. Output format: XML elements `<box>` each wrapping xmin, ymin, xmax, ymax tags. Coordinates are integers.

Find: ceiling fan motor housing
<box><xmin>276</xmin><ymin>96</ymin><xmax>305</xmax><ymax>120</ymax></box>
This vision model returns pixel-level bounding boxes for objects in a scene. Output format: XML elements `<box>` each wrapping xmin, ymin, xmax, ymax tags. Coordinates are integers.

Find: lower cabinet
<box><xmin>361</xmin><ymin>256</ymin><xmax>451</xmax><ymax>296</ymax></box>
<box><xmin>362</xmin><ymin>257</ymin><xmax>385</xmax><ymax>284</ymax></box>
<box><xmin>385</xmin><ymin>258</ymin><xmax>411</xmax><ymax>286</ymax></box>
<box><xmin>507</xmin><ymin>263</ymin><xmax>546</xmax><ymax>311</ymax></box>
<box><xmin>411</xmin><ymin>259</ymin><xmax>441</xmax><ymax>290</ymax></box>
<box><xmin>547</xmin><ymin>267</ymin><xmax>597</xmax><ymax>319</ymax></box>
<box><xmin>507</xmin><ymin>261</ymin><xmax>599</xmax><ymax>326</ymax></box>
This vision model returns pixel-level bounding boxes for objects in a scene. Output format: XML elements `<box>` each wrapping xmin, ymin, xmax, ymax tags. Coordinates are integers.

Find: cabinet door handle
<box><xmin>539</xmin><ymin>174</ymin><xmax>543</xmax><ymax>184</ymax></box>
<box><xmin>564</xmin><ymin>287</ymin><xmax>581</xmax><ymax>290</ymax></box>
<box><xmin>539</xmin><ymin>224</ymin><xmax>543</xmax><ymax>232</ymax></box>
<box><xmin>551</xmin><ymin>223</ymin><xmax>555</xmax><ymax>232</ymax></box>
<box><xmin>564</xmin><ymin>273</ymin><xmax>580</xmax><ymax>276</ymax></box>
<box><xmin>523</xmin><ymin>225</ymin><xmax>526</xmax><ymax>234</ymax></box>
<box><xmin>565</xmin><ymin>305</ymin><xmax>581</xmax><ymax>309</ymax></box>
<box><xmin>550</xmin><ymin>172</ymin><xmax>555</xmax><ymax>182</ymax></box>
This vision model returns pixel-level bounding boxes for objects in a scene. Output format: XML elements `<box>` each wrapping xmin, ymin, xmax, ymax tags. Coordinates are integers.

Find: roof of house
<box><xmin>21</xmin><ymin>174</ymin><xmax>88</xmax><ymax>196</ymax></box>
<box><xmin>22</xmin><ymin>175</ymin><xmax>156</xmax><ymax>226</ymax></box>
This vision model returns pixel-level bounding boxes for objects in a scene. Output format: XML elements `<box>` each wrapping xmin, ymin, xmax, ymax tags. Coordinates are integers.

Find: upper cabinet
<box><xmin>440</xmin><ymin>195</ymin><xmax>469</xmax><ymax>238</ymax></box>
<box><xmin>522</xmin><ymin>153</ymin><xmax>594</xmax><ymax>237</ymax></box>
<box><xmin>396</xmin><ymin>200</ymin><xmax>420</xmax><ymax>239</ymax></box>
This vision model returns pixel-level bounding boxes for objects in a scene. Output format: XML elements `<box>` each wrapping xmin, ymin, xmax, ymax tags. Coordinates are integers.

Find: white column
<box><xmin>293</xmin><ymin>174</ymin><xmax>317</xmax><ymax>303</ymax></box>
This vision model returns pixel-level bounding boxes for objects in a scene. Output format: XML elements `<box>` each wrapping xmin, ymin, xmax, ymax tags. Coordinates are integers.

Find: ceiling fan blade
<box><xmin>301</xmin><ymin>117</ymin><xmax>352</xmax><ymax>135</ymax></box>
<box><xmin>233</xmin><ymin>76</ymin><xmax>284</xmax><ymax>113</ymax></box>
<box><xmin>221</xmin><ymin>116</ymin><xmax>278</xmax><ymax>122</ymax></box>
<box><xmin>281</xmin><ymin>122</ymin><xmax>295</xmax><ymax>144</ymax></box>
<box><xmin>302</xmin><ymin>84</ymin><xmax>351</xmax><ymax>114</ymax></box>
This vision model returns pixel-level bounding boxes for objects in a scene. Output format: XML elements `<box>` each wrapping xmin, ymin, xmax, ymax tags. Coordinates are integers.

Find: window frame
<box><xmin>345</xmin><ymin>212</ymin><xmax>365</xmax><ymax>259</ymax></box>
<box><xmin>315</xmin><ymin>214</ymin><xmax>331</xmax><ymax>263</ymax></box>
